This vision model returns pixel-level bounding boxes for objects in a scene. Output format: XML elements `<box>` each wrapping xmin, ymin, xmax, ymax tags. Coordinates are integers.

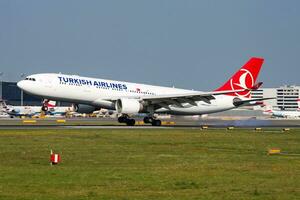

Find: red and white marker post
<box><xmin>50</xmin><ymin>150</ymin><xmax>61</xmax><ymax>165</ymax></box>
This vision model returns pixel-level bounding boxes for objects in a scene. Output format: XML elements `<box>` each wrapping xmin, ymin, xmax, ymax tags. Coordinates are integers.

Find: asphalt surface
<box><xmin>0</xmin><ymin>117</ymin><xmax>299</xmax><ymax>129</ymax></box>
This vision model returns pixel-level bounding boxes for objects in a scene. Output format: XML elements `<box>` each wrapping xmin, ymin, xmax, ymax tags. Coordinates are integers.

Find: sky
<box><xmin>0</xmin><ymin>0</ymin><xmax>299</xmax><ymax>90</ymax></box>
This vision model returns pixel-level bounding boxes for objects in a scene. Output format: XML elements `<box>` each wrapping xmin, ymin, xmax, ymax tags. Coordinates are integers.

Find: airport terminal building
<box><xmin>0</xmin><ymin>81</ymin><xmax>42</xmax><ymax>106</ymax></box>
<box><xmin>251</xmin><ymin>85</ymin><xmax>300</xmax><ymax>110</ymax></box>
<box><xmin>0</xmin><ymin>81</ymin><xmax>299</xmax><ymax>110</ymax></box>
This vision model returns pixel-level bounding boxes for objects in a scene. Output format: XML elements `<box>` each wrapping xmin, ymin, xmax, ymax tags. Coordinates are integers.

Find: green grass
<box><xmin>0</xmin><ymin>128</ymin><xmax>299</xmax><ymax>200</ymax></box>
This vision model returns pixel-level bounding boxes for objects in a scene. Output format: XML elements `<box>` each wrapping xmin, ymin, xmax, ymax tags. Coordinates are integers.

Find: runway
<box><xmin>0</xmin><ymin>117</ymin><xmax>299</xmax><ymax>129</ymax></box>
<box><xmin>0</xmin><ymin>125</ymin><xmax>177</xmax><ymax>130</ymax></box>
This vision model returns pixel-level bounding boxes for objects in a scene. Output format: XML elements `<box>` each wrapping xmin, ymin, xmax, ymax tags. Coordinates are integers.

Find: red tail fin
<box><xmin>47</xmin><ymin>100</ymin><xmax>56</xmax><ymax>108</ymax></box>
<box><xmin>214</xmin><ymin>57</ymin><xmax>264</xmax><ymax>98</ymax></box>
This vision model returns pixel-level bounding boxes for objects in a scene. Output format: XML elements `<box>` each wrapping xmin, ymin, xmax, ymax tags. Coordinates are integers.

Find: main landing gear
<box><xmin>143</xmin><ymin>116</ymin><xmax>161</xmax><ymax>126</ymax></box>
<box><xmin>118</xmin><ymin>115</ymin><xmax>136</xmax><ymax>126</ymax></box>
<box><xmin>117</xmin><ymin>115</ymin><xmax>162</xmax><ymax>126</ymax></box>
<box><xmin>41</xmin><ymin>99</ymin><xmax>49</xmax><ymax>112</ymax></box>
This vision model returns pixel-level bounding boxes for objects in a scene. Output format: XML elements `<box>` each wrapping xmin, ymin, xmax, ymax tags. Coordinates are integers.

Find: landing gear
<box><xmin>143</xmin><ymin>116</ymin><xmax>152</xmax><ymax>124</ymax></box>
<box><xmin>151</xmin><ymin>119</ymin><xmax>161</xmax><ymax>126</ymax></box>
<box><xmin>41</xmin><ymin>105</ymin><xmax>48</xmax><ymax>112</ymax></box>
<box><xmin>41</xmin><ymin>99</ymin><xmax>49</xmax><ymax>112</ymax></box>
<box><xmin>118</xmin><ymin>115</ymin><xmax>136</xmax><ymax>126</ymax></box>
<box><xmin>126</xmin><ymin>119</ymin><xmax>136</xmax><ymax>126</ymax></box>
<box><xmin>118</xmin><ymin>115</ymin><xmax>161</xmax><ymax>126</ymax></box>
<box><xmin>143</xmin><ymin>116</ymin><xmax>161</xmax><ymax>126</ymax></box>
<box><xmin>118</xmin><ymin>116</ymin><xmax>127</xmax><ymax>123</ymax></box>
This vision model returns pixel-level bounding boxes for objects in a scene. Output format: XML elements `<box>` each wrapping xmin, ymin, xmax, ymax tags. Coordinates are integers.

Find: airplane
<box><xmin>92</xmin><ymin>108</ymin><xmax>118</xmax><ymax>118</ymax></box>
<box><xmin>1</xmin><ymin>105</ymin><xmax>41</xmax><ymax>118</ymax></box>
<box><xmin>0</xmin><ymin>113</ymin><xmax>10</xmax><ymax>118</ymax></box>
<box><xmin>17</xmin><ymin>57</ymin><xmax>272</xmax><ymax>126</ymax></box>
<box><xmin>263</xmin><ymin>106</ymin><xmax>300</xmax><ymax>119</ymax></box>
<box><xmin>0</xmin><ymin>99</ymin><xmax>71</xmax><ymax>118</ymax></box>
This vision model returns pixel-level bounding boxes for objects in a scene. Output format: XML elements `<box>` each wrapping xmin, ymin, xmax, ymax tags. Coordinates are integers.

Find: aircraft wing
<box><xmin>139</xmin><ymin>82</ymin><xmax>264</xmax><ymax>106</ymax></box>
<box><xmin>106</xmin><ymin>88</ymin><xmax>254</xmax><ymax>109</ymax></box>
<box><xmin>105</xmin><ymin>82</ymin><xmax>264</xmax><ymax>108</ymax></box>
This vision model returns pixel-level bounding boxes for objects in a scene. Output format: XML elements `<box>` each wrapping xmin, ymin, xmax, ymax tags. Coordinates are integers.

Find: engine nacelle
<box><xmin>115</xmin><ymin>99</ymin><xmax>143</xmax><ymax>114</ymax></box>
<box><xmin>233</xmin><ymin>97</ymin><xmax>243</xmax><ymax>107</ymax></box>
<box><xmin>72</xmin><ymin>104</ymin><xmax>97</xmax><ymax>114</ymax></box>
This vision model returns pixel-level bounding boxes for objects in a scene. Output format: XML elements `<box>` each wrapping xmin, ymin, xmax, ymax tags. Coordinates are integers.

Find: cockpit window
<box><xmin>25</xmin><ymin>77</ymin><xmax>36</xmax><ymax>81</ymax></box>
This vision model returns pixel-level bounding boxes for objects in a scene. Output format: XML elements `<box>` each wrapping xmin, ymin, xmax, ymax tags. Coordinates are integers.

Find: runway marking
<box><xmin>22</xmin><ymin>120</ymin><xmax>37</xmax><ymax>123</ymax></box>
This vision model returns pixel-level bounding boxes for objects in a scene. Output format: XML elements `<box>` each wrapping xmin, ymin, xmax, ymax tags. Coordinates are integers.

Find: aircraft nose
<box><xmin>17</xmin><ymin>80</ymin><xmax>26</xmax><ymax>90</ymax></box>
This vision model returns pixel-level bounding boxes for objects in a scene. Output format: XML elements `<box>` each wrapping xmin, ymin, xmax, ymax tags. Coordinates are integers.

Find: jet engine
<box><xmin>115</xmin><ymin>99</ymin><xmax>143</xmax><ymax>114</ymax></box>
<box><xmin>72</xmin><ymin>104</ymin><xmax>98</xmax><ymax>114</ymax></box>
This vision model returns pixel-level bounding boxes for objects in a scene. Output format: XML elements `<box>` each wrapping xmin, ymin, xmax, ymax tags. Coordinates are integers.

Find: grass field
<box><xmin>0</xmin><ymin>128</ymin><xmax>299</xmax><ymax>200</ymax></box>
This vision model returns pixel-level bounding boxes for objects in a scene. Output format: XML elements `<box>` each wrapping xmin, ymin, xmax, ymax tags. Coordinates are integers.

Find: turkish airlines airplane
<box><xmin>17</xmin><ymin>57</ymin><xmax>271</xmax><ymax>126</ymax></box>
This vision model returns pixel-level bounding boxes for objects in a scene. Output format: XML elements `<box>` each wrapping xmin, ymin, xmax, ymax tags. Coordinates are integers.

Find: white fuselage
<box><xmin>269</xmin><ymin>110</ymin><xmax>300</xmax><ymax>118</ymax></box>
<box><xmin>17</xmin><ymin>73</ymin><xmax>239</xmax><ymax>115</ymax></box>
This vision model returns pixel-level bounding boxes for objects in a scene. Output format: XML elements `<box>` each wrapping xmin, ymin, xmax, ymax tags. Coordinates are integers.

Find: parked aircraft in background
<box><xmin>92</xmin><ymin>108</ymin><xmax>117</xmax><ymax>118</ymax></box>
<box><xmin>0</xmin><ymin>100</ymin><xmax>71</xmax><ymax>118</ymax></box>
<box><xmin>0</xmin><ymin>112</ymin><xmax>10</xmax><ymax>118</ymax></box>
<box><xmin>263</xmin><ymin>105</ymin><xmax>300</xmax><ymax>119</ymax></box>
<box><xmin>17</xmin><ymin>57</ymin><xmax>272</xmax><ymax>126</ymax></box>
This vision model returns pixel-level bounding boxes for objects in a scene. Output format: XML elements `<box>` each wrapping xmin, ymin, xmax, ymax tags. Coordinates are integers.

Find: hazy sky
<box><xmin>0</xmin><ymin>0</ymin><xmax>299</xmax><ymax>90</ymax></box>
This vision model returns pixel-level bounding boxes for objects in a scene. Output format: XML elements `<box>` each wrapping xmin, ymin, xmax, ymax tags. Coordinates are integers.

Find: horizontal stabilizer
<box><xmin>233</xmin><ymin>97</ymin><xmax>275</xmax><ymax>107</ymax></box>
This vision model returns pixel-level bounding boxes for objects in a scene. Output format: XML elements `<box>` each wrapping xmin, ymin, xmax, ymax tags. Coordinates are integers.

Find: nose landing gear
<box><xmin>41</xmin><ymin>99</ymin><xmax>49</xmax><ymax>112</ymax></box>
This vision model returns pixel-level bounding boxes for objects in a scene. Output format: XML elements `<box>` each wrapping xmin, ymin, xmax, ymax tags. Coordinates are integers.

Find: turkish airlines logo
<box><xmin>230</xmin><ymin>69</ymin><xmax>254</xmax><ymax>97</ymax></box>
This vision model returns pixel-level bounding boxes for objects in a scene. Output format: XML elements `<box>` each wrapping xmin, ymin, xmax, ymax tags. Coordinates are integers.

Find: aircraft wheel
<box><xmin>126</xmin><ymin>119</ymin><xmax>136</xmax><ymax>126</ymax></box>
<box><xmin>118</xmin><ymin>116</ymin><xmax>127</xmax><ymax>123</ymax></box>
<box><xmin>151</xmin><ymin>119</ymin><xmax>161</xmax><ymax>126</ymax></box>
<box><xmin>143</xmin><ymin>116</ymin><xmax>153</xmax><ymax>124</ymax></box>
<box><xmin>42</xmin><ymin>106</ymin><xmax>48</xmax><ymax>112</ymax></box>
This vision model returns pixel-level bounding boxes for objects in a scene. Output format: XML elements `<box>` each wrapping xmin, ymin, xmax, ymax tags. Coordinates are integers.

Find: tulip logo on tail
<box><xmin>230</xmin><ymin>68</ymin><xmax>254</xmax><ymax>97</ymax></box>
<box><xmin>214</xmin><ymin>57</ymin><xmax>264</xmax><ymax>98</ymax></box>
